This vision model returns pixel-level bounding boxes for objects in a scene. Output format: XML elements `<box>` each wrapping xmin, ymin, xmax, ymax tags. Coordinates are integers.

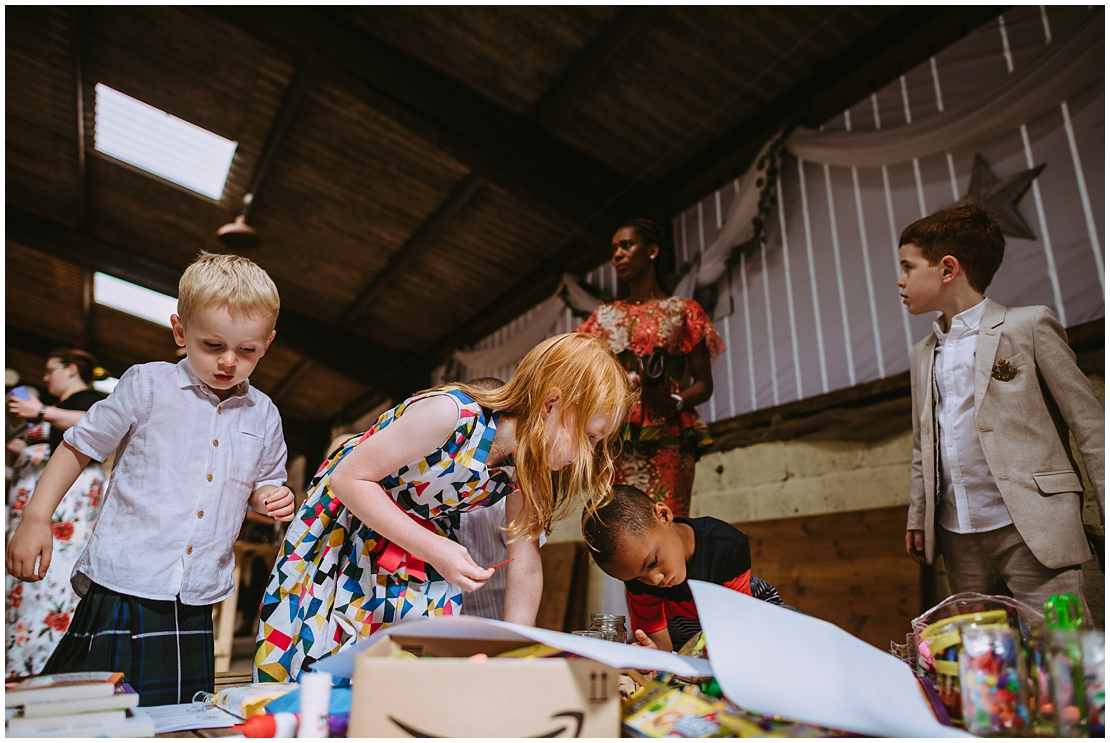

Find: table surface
<box><xmin>154</xmin><ymin>671</ymin><xmax>254</xmax><ymax>738</ymax></box>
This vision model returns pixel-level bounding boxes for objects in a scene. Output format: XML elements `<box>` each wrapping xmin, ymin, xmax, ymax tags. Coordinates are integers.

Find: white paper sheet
<box><xmin>141</xmin><ymin>702</ymin><xmax>243</xmax><ymax>733</ymax></box>
<box><xmin>690</xmin><ymin>581</ymin><xmax>970</xmax><ymax>738</ymax></box>
<box><xmin>312</xmin><ymin>614</ymin><xmax>712</xmax><ymax>679</ymax></box>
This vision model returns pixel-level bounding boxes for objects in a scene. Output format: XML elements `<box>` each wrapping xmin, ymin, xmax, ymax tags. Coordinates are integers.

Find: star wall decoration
<box><xmin>947</xmin><ymin>153</ymin><xmax>1046</xmax><ymax>240</ymax></box>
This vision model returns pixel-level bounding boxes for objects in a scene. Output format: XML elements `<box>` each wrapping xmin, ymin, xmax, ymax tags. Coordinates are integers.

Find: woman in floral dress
<box><xmin>578</xmin><ymin>219</ymin><xmax>725</xmax><ymax>517</ymax></box>
<box><xmin>6</xmin><ymin>350</ymin><xmax>105</xmax><ymax>677</ymax></box>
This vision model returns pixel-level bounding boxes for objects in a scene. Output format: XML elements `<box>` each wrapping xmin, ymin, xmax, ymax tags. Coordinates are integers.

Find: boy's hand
<box><xmin>262</xmin><ymin>486</ymin><xmax>295</xmax><ymax>522</ymax></box>
<box><xmin>6</xmin><ymin>520</ymin><xmax>53</xmax><ymax>582</ymax></box>
<box><xmin>905</xmin><ymin>530</ymin><xmax>926</xmax><ymax>564</ymax></box>
<box><xmin>631</xmin><ymin>629</ymin><xmax>658</xmax><ymax>650</ymax></box>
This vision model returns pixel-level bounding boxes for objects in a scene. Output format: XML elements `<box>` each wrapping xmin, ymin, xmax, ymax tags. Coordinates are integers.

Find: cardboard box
<box><xmin>347</xmin><ymin>634</ymin><xmax>620</xmax><ymax>737</ymax></box>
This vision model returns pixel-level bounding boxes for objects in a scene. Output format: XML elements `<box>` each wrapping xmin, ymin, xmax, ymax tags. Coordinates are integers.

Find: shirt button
<box><xmin>197</xmin><ymin>510</ymin><xmax>204</xmax><ymax>518</ymax></box>
<box><xmin>217</xmin><ymin>406</ymin><xmax>222</xmax><ymax>414</ymax></box>
<box><xmin>207</xmin><ymin>474</ymin><xmax>213</xmax><ymax>482</ymax></box>
<box><xmin>213</xmin><ymin>439</ymin><xmax>219</xmax><ymax>447</ymax></box>
<box><xmin>186</xmin><ymin>546</ymin><xmax>193</xmax><ymax>555</ymax></box>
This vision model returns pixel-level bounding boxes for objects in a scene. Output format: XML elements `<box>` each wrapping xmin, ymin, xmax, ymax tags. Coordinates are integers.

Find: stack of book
<box><xmin>4</xmin><ymin>671</ymin><xmax>153</xmax><ymax>737</ymax></box>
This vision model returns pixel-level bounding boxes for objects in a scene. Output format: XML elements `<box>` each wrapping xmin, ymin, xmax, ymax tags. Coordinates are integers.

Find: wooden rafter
<box><xmin>528</xmin><ymin>6</ymin><xmax>660</xmax><ymax>124</ymax></box>
<box><xmin>343</xmin><ymin>172</ymin><xmax>488</xmax><ymax>327</ymax></box>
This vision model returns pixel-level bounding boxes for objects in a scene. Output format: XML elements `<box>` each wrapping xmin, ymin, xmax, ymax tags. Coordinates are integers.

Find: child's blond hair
<box><xmin>177</xmin><ymin>251</ymin><xmax>280</xmax><ymax>326</ymax></box>
<box><xmin>451</xmin><ymin>332</ymin><xmax>637</xmax><ymax>540</ymax></box>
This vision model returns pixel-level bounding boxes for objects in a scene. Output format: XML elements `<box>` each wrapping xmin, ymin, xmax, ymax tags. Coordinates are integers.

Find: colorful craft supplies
<box><xmin>958</xmin><ymin>626</ymin><xmax>1030</xmax><ymax>735</ymax></box>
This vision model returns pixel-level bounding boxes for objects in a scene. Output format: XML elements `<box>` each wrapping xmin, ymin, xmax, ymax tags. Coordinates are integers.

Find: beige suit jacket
<box><xmin>907</xmin><ymin>299</ymin><xmax>1104</xmax><ymax>569</ymax></box>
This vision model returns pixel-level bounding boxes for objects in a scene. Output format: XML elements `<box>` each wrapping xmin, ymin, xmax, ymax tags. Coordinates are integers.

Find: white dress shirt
<box><xmin>933</xmin><ymin>298</ymin><xmax>1012</xmax><ymax>534</ymax></box>
<box><xmin>64</xmin><ymin>358</ymin><xmax>287</xmax><ymax>605</ymax></box>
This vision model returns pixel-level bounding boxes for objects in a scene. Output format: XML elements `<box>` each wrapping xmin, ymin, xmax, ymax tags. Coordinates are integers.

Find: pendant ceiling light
<box><xmin>216</xmin><ymin>192</ymin><xmax>259</xmax><ymax>250</ymax></box>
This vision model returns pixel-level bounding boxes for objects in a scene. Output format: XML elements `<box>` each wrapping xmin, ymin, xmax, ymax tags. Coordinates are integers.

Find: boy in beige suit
<box><xmin>898</xmin><ymin>205</ymin><xmax>1103</xmax><ymax>616</ymax></box>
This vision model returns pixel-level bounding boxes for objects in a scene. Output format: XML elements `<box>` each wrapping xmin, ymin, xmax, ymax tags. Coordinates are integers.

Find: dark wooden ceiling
<box><xmin>5</xmin><ymin>5</ymin><xmax>1003</xmax><ymax>452</ymax></box>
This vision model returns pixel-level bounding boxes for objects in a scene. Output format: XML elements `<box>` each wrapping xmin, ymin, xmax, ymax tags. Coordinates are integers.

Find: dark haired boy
<box><xmin>582</xmin><ymin>484</ymin><xmax>782</xmax><ymax>651</ymax></box>
<box><xmin>898</xmin><ymin>205</ymin><xmax>1103</xmax><ymax>616</ymax></box>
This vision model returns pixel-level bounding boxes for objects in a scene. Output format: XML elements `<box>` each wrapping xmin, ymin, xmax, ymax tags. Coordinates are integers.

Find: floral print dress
<box><xmin>254</xmin><ymin>388</ymin><xmax>517</xmax><ymax>683</ymax></box>
<box><xmin>578</xmin><ymin>296</ymin><xmax>724</xmax><ymax>516</ymax></box>
<box><xmin>6</xmin><ymin>421</ymin><xmax>104</xmax><ymax>678</ymax></box>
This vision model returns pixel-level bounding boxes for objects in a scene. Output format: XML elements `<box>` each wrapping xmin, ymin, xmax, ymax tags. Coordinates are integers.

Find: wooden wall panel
<box><xmin>536</xmin><ymin>541</ymin><xmax>591</xmax><ymax>633</ymax></box>
<box><xmin>737</xmin><ymin>506</ymin><xmax>919</xmax><ymax>650</ymax></box>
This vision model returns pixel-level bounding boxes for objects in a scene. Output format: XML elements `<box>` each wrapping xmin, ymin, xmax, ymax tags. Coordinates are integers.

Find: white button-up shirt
<box><xmin>933</xmin><ymin>299</ymin><xmax>1012</xmax><ymax>534</ymax></box>
<box><xmin>64</xmin><ymin>358</ymin><xmax>287</xmax><ymax>605</ymax></box>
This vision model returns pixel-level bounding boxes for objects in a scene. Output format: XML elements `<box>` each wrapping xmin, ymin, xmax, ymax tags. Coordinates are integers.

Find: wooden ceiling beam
<box><xmin>343</xmin><ymin>172</ymin><xmax>487</xmax><ymax>328</ymax></box>
<box><xmin>528</xmin><ymin>6</ymin><xmax>660</xmax><ymax>124</ymax></box>
<box><xmin>659</xmin><ymin>5</ymin><xmax>1009</xmax><ymax>210</ymax></box>
<box><xmin>206</xmin><ymin>7</ymin><xmax>656</xmax><ymax>239</ymax></box>
<box><xmin>241</xmin><ymin>56</ymin><xmax>316</xmax><ymax>219</ymax></box>
<box><xmin>5</xmin><ymin>205</ymin><xmax>405</xmax><ymax>395</ymax></box>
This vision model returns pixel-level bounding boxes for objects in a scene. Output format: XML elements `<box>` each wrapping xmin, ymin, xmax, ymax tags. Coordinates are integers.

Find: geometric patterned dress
<box><xmin>254</xmin><ymin>387</ymin><xmax>516</xmax><ymax>682</ymax></box>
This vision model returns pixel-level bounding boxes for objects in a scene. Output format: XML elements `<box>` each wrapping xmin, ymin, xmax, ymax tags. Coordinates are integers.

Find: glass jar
<box><xmin>588</xmin><ymin>613</ymin><xmax>628</xmax><ymax>644</ymax></box>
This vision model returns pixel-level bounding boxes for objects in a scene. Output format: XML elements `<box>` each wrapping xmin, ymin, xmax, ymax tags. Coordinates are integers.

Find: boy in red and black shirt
<box><xmin>583</xmin><ymin>484</ymin><xmax>783</xmax><ymax>651</ymax></box>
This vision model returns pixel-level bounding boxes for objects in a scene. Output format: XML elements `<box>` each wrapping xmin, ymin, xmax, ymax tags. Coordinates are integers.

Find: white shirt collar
<box><xmin>933</xmin><ymin>297</ymin><xmax>989</xmax><ymax>342</ymax></box>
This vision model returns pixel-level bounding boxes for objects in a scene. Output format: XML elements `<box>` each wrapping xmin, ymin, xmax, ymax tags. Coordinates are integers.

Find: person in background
<box><xmin>582</xmin><ymin>484</ymin><xmax>784</xmax><ymax>652</ymax></box>
<box><xmin>578</xmin><ymin>219</ymin><xmax>725</xmax><ymax>518</ymax></box>
<box><xmin>456</xmin><ymin>377</ymin><xmax>546</xmax><ymax>621</ymax></box>
<box><xmin>5</xmin><ymin>349</ymin><xmax>107</xmax><ymax>678</ymax></box>
<box><xmin>899</xmin><ymin>205</ymin><xmax>1103</xmax><ymax>616</ymax></box>
<box><xmin>6</xmin><ymin>253</ymin><xmax>294</xmax><ymax>705</ymax></box>
<box><xmin>255</xmin><ymin>333</ymin><xmax>636</xmax><ymax>682</ymax></box>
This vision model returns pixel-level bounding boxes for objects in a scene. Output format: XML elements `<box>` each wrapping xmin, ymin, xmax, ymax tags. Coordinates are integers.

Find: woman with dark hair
<box><xmin>5</xmin><ymin>349</ymin><xmax>106</xmax><ymax>677</ymax></box>
<box><xmin>577</xmin><ymin>219</ymin><xmax>725</xmax><ymax>518</ymax></box>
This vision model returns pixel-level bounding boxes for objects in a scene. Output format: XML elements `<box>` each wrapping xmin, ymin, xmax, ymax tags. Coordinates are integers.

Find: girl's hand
<box><xmin>426</xmin><ymin>537</ymin><xmax>494</xmax><ymax>592</ymax></box>
<box><xmin>263</xmin><ymin>486</ymin><xmax>295</xmax><ymax>522</ymax></box>
<box><xmin>6</xmin><ymin>519</ymin><xmax>53</xmax><ymax>582</ymax></box>
<box><xmin>632</xmin><ymin>629</ymin><xmax>658</xmax><ymax>650</ymax></box>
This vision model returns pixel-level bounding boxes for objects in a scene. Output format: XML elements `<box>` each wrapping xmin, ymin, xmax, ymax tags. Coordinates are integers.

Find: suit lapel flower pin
<box><xmin>991</xmin><ymin>358</ymin><xmax>1018</xmax><ymax>381</ymax></box>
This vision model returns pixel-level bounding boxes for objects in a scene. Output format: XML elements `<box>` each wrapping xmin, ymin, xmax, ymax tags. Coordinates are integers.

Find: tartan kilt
<box><xmin>41</xmin><ymin>582</ymin><xmax>214</xmax><ymax>706</ymax></box>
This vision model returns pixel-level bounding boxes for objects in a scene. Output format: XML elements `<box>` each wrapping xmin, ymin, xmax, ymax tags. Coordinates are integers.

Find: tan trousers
<box><xmin>938</xmin><ymin>523</ymin><xmax>1090</xmax><ymax>619</ymax></box>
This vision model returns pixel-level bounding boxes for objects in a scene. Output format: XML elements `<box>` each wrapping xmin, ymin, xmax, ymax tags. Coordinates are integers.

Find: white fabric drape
<box><xmin>685</xmin><ymin>16</ymin><xmax>1101</xmax><ymax>297</ymax></box>
<box><xmin>786</xmin><ymin>19</ymin><xmax>1102</xmax><ymax>168</ymax></box>
<box><xmin>673</xmin><ymin>137</ymin><xmax>780</xmax><ymax>300</ymax></box>
<box><xmin>451</xmin><ymin>274</ymin><xmax>599</xmax><ymax>372</ymax></box>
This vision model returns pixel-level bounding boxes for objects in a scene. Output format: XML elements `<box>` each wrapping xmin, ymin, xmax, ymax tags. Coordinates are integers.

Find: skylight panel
<box><xmin>93</xmin><ymin>83</ymin><xmax>237</xmax><ymax>200</ymax></box>
<box><xmin>94</xmin><ymin>272</ymin><xmax>178</xmax><ymax>329</ymax></box>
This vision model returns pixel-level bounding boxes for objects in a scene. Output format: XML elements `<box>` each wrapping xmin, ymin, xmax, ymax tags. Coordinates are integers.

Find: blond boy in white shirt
<box><xmin>898</xmin><ymin>205</ymin><xmax>1103</xmax><ymax>618</ymax></box>
<box><xmin>6</xmin><ymin>252</ymin><xmax>294</xmax><ymax>705</ymax></box>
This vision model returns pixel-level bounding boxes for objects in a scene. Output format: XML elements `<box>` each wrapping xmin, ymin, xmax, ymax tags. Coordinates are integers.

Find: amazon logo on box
<box><xmin>347</xmin><ymin>635</ymin><xmax>619</xmax><ymax>738</ymax></box>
